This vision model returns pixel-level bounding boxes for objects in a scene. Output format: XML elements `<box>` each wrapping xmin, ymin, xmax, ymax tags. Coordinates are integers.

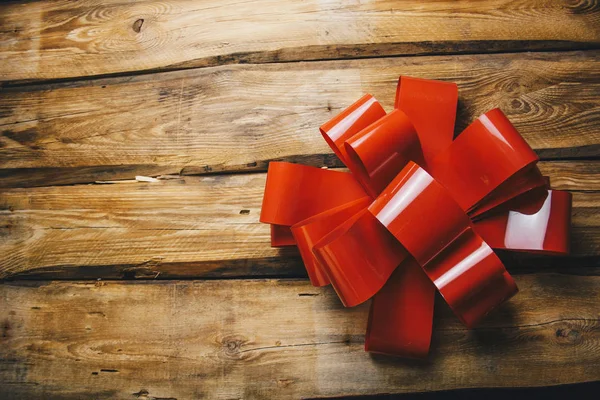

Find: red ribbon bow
<box><xmin>260</xmin><ymin>76</ymin><xmax>572</xmax><ymax>358</ymax></box>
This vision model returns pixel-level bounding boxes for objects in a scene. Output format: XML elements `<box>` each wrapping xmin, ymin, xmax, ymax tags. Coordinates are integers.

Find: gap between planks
<box><xmin>3</xmin><ymin>44</ymin><xmax>600</xmax><ymax>89</ymax></box>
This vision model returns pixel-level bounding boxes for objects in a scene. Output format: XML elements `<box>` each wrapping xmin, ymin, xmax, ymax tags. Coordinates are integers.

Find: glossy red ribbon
<box><xmin>260</xmin><ymin>76</ymin><xmax>572</xmax><ymax>358</ymax></box>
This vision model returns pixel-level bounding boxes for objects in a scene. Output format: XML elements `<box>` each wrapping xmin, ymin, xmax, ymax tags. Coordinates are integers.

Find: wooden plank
<box><xmin>0</xmin><ymin>276</ymin><xmax>598</xmax><ymax>399</ymax></box>
<box><xmin>1</xmin><ymin>0</ymin><xmax>599</xmax><ymax>82</ymax></box>
<box><xmin>1</xmin><ymin>51</ymin><xmax>600</xmax><ymax>188</ymax></box>
<box><xmin>1</xmin><ymin>162</ymin><xmax>599</xmax><ymax>280</ymax></box>
<box><xmin>539</xmin><ymin>161</ymin><xmax>600</xmax><ymax>191</ymax></box>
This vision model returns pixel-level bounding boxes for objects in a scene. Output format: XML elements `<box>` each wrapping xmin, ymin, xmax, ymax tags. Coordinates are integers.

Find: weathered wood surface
<box><xmin>1</xmin><ymin>161</ymin><xmax>599</xmax><ymax>280</ymax></box>
<box><xmin>0</xmin><ymin>276</ymin><xmax>598</xmax><ymax>399</ymax></box>
<box><xmin>1</xmin><ymin>51</ymin><xmax>600</xmax><ymax>188</ymax></box>
<box><xmin>1</xmin><ymin>0</ymin><xmax>599</xmax><ymax>83</ymax></box>
<box><xmin>1</xmin><ymin>0</ymin><xmax>599</xmax><ymax>397</ymax></box>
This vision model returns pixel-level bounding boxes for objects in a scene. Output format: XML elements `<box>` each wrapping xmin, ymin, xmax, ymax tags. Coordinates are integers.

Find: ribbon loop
<box><xmin>394</xmin><ymin>76</ymin><xmax>458</xmax><ymax>169</ymax></box>
<box><xmin>469</xmin><ymin>166</ymin><xmax>547</xmax><ymax>219</ymax></box>
<box><xmin>425</xmin><ymin>228</ymin><xmax>516</xmax><ymax>328</ymax></box>
<box><xmin>312</xmin><ymin>209</ymin><xmax>407</xmax><ymax>307</ymax></box>
<box><xmin>344</xmin><ymin>109</ymin><xmax>422</xmax><ymax>197</ymax></box>
<box><xmin>320</xmin><ymin>94</ymin><xmax>386</xmax><ymax>167</ymax></box>
<box><xmin>429</xmin><ymin>109</ymin><xmax>540</xmax><ymax>212</ymax></box>
<box><xmin>474</xmin><ymin>189</ymin><xmax>572</xmax><ymax>254</ymax></box>
<box><xmin>369</xmin><ymin>162</ymin><xmax>471</xmax><ymax>266</ymax></box>
<box><xmin>260</xmin><ymin>162</ymin><xmax>367</xmax><ymax>245</ymax></box>
<box><xmin>367</xmin><ymin>162</ymin><xmax>517</xmax><ymax>327</ymax></box>
<box><xmin>291</xmin><ymin>197</ymin><xmax>371</xmax><ymax>287</ymax></box>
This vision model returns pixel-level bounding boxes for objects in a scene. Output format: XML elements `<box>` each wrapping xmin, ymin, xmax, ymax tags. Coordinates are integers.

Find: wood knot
<box><xmin>132</xmin><ymin>19</ymin><xmax>144</xmax><ymax>33</ymax></box>
<box><xmin>225</xmin><ymin>339</ymin><xmax>240</xmax><ymax>352</ymax></box>
<box><xmin>566</xmin><ymin>0</ymin><xmax>599</xmax><ymax>15</ymax></box>
<box><xmin>502</xmin><ymin>79</ymin><xmax>521</xmax><ymax>94</ymax></box>
<box><xmin>555</xmin><ymin>328</ymin><xmax>582</xmax><ymax>344</ymax></box>
<box><xmin>220</xmin><ymin>335</ymin><xmax>250</xmax><ymax>359</ymax></box>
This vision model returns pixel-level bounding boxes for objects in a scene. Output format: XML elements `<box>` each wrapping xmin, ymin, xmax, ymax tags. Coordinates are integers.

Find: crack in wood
<box><xmin>239</xmin><ymin>340</ymin><xmax>350</xmax><ymax>354</ymax></box>
<box><xmin>3</xmin><ymin>43</ymin><xmax>600</xmax><ymax>88</ymax></box>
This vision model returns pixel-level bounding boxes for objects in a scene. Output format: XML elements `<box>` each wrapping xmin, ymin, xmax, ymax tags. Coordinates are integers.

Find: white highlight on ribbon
<box><xmin>434</xmin><ymin>240</ymin><xmax>492</xmax><ymax>290</ymax></box>
<box><xmin>329</xmin><ymin>96</ymin><xmax>378</xmax><ymax>141</ymax></box>
<box><xmin>375</xmin><ymin>168</ymin><xmax>433</xmax><ymax>227</ymax></box>
<box><xmin>479</xmin><ymin>114</ymin><xmax>511</xmax><ymax>147</ymax></box>
<box><xmin>504</xmin><ymin>192</ymin><xmax>552</xmax><ymax>250</ymax></box>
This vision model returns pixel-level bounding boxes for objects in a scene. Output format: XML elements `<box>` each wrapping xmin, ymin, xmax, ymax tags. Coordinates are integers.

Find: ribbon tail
<box><xmin>260</xmin><ymin>161</ymin><xmax>368</xmax><ymax>245</ymax></box>
<box><xmin>312</xmin><ymin>209</ymin><xmax>407</xmax><ymax>307</ymax></box>
<box><xmin>365</xmin><ymin>258</ymin><xmax>435</xmax><ymax>358</ymax></box>
<box><xmin>291</xmin><ymin>197</ymin><xmax>372</xmax><ymax>286</ymax></box>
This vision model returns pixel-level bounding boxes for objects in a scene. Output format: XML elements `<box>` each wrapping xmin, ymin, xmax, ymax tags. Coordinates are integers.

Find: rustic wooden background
<box><xmin>1</xmin><ymin>1</ymin><xmax>599</xmax><ymax>398</ymax></box>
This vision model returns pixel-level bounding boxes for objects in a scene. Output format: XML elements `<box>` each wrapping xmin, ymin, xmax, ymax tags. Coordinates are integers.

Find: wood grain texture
<box><xmin>1</xmin><ymin>162</ymin><xmax>599</xmax><ymax>280</ymax></box>
<box><xmin>1</xmin><ymin>1</ymin><xmax>599</xmax><ymax>398</ymax></box>
<box><xmin>1</xmin><ymin>0</ymin><xmax>599</xmax><ymax>82</ymax></box>
<box><xmin>0</xmin><ymin>276</ymin><xmax>598</xmax><ymax>399</ymax></box>
<box><xmin>1</xmin><ymin>51</ymin><xmax>600</xmax><ymax>188</ymax></box>
<box><xmin>539</xmin><ymin>161</ymin><xmax>600</xmax><ymax>191</ymax></box>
